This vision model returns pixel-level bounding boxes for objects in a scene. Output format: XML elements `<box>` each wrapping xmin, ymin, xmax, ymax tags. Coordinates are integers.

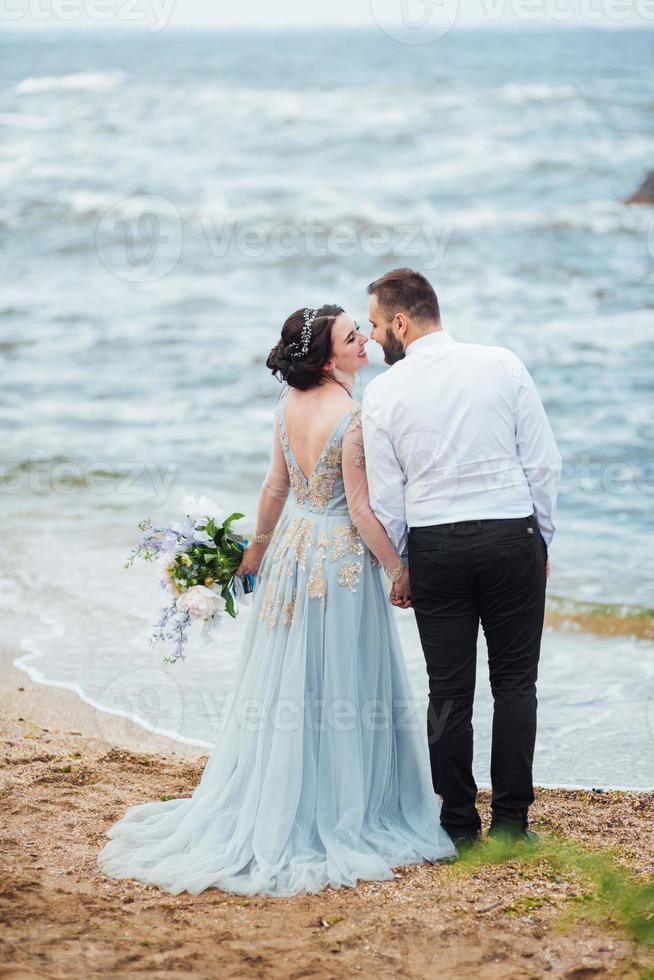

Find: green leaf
<box><xmin>221</xmin><ymin>583</ymin><xmax>237</xmax><ymax>618</ymax></box>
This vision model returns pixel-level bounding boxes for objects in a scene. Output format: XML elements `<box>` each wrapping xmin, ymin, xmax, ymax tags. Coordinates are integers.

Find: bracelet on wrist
<box><xmin>252</xmin><ymin>529</ymin><xmax>274</xmax><ymax>544</ymax></box>
<box><xmin>385</xmin><ymin>559</ymin><xmax>406</xmax><ymax>583</ymax></box>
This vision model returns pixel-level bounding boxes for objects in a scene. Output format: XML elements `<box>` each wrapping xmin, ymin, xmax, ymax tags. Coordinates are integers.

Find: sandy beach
<box><xmin>1</xmin><ymin>645</ymin><xmax>652</xmax><ymax>980</ymax></box>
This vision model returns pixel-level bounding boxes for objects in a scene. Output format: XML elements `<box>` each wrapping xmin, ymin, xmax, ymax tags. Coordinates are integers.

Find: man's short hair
<box><xmin>367</xmin><ymin>267</ymin><xmax>441</xmax><ymax>323</ymax></box>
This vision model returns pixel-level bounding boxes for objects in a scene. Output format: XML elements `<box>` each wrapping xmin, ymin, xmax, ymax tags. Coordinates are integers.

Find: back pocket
<box><xmin>494</xmin><ymin>527</ymin><xmax>537</xmax><ymax>555</ymax></box>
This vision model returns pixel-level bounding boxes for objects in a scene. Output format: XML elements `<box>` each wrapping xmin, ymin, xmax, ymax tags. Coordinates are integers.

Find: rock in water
<box><xmin>625</xmin><ymin>171</ymin><xmax>654</xmax><ymax>205</ymax></box>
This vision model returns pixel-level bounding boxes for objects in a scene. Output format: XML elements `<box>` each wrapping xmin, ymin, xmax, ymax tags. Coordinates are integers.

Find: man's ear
<box><xmin>395</xmin><ymin>313</ymin><xmax>408</xmax><ymax>338</ymax></box>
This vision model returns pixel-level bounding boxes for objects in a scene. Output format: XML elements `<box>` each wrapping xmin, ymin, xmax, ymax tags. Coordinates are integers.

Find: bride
<box><xmin>97</xmin><ymin>304</ymin><xmax>457</xmax><ymax>897</ymax></box>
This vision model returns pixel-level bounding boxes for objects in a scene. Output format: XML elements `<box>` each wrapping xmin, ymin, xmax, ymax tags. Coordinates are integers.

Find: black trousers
<box><xmin>408</xmin><ymin>513</ymin><xmax>547</xmax><ymax>837</ymax></box>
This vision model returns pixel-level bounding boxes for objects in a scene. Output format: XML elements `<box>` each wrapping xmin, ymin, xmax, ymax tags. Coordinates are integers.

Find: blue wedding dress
<box><xmin>97</xmin><ymin>394</ymin><xmax>456</xmax><ymax>896</ymax></box>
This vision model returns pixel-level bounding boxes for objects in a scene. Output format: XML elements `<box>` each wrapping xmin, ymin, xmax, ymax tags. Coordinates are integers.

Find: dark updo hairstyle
<box><xmin>266</xmin><ymin>304</ymin><xmax>345</xmax><ymax>391</ymax></box>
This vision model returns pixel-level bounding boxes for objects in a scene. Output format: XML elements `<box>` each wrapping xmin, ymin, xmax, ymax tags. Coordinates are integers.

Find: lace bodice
<box><xmin>251</xmin><ymin>393</ymin><xmax>402</xmax><ymax>579</ymax></box>
<box><xmin>278</xmin><ymin>404</ymin><xmax>360</xmax><ymax>515</ymax></box>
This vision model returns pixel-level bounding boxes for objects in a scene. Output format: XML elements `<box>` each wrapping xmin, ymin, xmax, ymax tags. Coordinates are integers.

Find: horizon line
<box><xmin>2</xmin><ymin>21</ymin><xmax>654</xmax><ymax>32</ymax></box>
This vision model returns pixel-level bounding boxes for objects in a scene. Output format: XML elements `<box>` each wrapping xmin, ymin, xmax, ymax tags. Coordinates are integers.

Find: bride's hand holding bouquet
<box><xmin>125</xmin><ymin>494</ymin><xmax>256</xmax><ymax>663</ymax></box>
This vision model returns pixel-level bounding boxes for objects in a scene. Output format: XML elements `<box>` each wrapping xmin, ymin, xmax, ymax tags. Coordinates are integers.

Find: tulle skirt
<box><xmin>97</xmin><ymin>506</ymin><xmax>456</xmax><ymax>896</ymax></box>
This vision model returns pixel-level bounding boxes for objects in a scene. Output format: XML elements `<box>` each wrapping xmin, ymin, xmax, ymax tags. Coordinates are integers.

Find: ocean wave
<box><xmin>13</xmin><ymin>647</ymin><xmax>214</xmax><ymax>752</ymax></box>
<box><xmin>438</xmin><ymin>199</ymin><xmax>651</xmax><ymax>235</ymax></box>
<box><xmin>4</xmin><ymin>187</ymin><xmax>649</xmax><ymax>240</ymax></box>
<box><xmin>2</xmin><ymin>172</ymin><xmax>650</xmax><ymax>247</ymax></box>
<box><xmin>0</xmin><ymin>188</ymin><xmax>179</xmax><ymax>225</ymax></box>
<box><xmin>0</xmin><ymin>112</ymin><xmax>51</xmax><ymax>130</ymax></box>
<box><xmin>191</xmin><ymin>83</ymin><xmax>470</xmax><ymax>125</ymax></box>
<box><xmin>15</xmin><ymin>71</ymin><xmax>126</xmax><ymax>95</ymax></box>
<box><xmin>0</xmin><ymin>156</ymin><xmax>33</xmax><ymax>187</ymax></box>
<box><xmin>63</xmin><ymin>188</ymin><xmax>139</xmax><ymax>218</ymax></box>
<box><xmin>500</xmin><ymin>83</ymin><xmax>577</xmax><ymax>103</ymax></box>
<box><xmin>0</xmin><ymin>457</ymin><xmax>130</xmax><ymax>489</ymax></box>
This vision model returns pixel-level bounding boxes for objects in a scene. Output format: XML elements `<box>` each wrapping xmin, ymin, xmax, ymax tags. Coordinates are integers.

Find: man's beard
<box><xmin>383</xmin><ymin>331</ymin><xmax>405</xmax><ymax>365</ymax></box>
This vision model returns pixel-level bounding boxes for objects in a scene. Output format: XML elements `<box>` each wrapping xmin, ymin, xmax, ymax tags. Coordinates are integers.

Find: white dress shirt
<box><xmin>361</xmin><ymin>330</ymin><xmax>562</xmax><ymax>559</ymax></box>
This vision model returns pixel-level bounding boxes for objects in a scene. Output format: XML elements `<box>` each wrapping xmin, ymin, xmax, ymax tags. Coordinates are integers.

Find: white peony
<box><xmin>181</xmin><ymin>494</ymin><xmax>223</xmax><ymax>522</ymax></box>
<box><xmin>176</xmin><ymin>585</ymin><xmax>226</xmax><ymax>621</ymax></box>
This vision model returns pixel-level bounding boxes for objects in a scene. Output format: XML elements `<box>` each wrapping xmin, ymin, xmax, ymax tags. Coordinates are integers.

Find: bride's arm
<box><xmin>342</xmin><ymin>411</ymin><xmax>409</xmax><ymax>599</ymax></box>
<box><xmin>237</xmin><ymin>413</ymin><xmax>290</xmax><ymax>576</ymax></box>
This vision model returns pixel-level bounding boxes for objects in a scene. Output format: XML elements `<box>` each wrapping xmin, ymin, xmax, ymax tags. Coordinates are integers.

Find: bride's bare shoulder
<box><xmin>285</xmin><ymin>388</ymin><xmax>359</xmax><ymax>414</ymax></box>
<box><xmin>338</xmin><ymin>395</ymin><xmax>360</xmax><ymax>410</ymax></box>
<box><xmin>336</xmin><ymin>398</ymin><xmax>362</xmax><ymax>426</ymax></box>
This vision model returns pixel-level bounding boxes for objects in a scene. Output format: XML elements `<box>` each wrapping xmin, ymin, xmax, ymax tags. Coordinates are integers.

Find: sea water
<box><xmin>1</xmin><ymin>27</ymin><xmax>653</xmax><ymax>787</ymax></box>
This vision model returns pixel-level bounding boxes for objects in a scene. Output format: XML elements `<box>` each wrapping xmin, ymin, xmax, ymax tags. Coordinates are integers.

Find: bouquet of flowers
<box><xmin>125</xmin><ymin>494</ymin><xmax>256</xmax><ymax>663</ymax></box>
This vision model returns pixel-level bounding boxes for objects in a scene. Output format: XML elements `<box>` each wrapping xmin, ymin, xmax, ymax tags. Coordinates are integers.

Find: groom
<box><xmin>362</xmin><ymin>268</ymin><xmax>562</xmax><ymax>848</ymax></box>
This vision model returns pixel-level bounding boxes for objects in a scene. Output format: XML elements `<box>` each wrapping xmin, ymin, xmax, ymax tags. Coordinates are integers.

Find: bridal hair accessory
<box><xmin>287</xmin><ymin>307</ymin><xmax>318</xmax><ymax>359</ymax></box>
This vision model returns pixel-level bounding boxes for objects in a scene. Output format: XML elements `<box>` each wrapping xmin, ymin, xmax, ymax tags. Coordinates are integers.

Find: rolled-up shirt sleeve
<box><xmin>362</xmin><ymin>384</ymin><xmax>409</xmax><ymax>559</ymax></box>
<box><xmin>514</xmin><ymin>357</ymin><xmax>562</xmax><ymax>548</ymax></box>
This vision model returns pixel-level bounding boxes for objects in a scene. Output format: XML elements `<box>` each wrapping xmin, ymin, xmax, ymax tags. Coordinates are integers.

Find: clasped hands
<box><xmin>390</xmin><ymin>565</ymin><xmax>412</xmax><ymax>609</ymax></box>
